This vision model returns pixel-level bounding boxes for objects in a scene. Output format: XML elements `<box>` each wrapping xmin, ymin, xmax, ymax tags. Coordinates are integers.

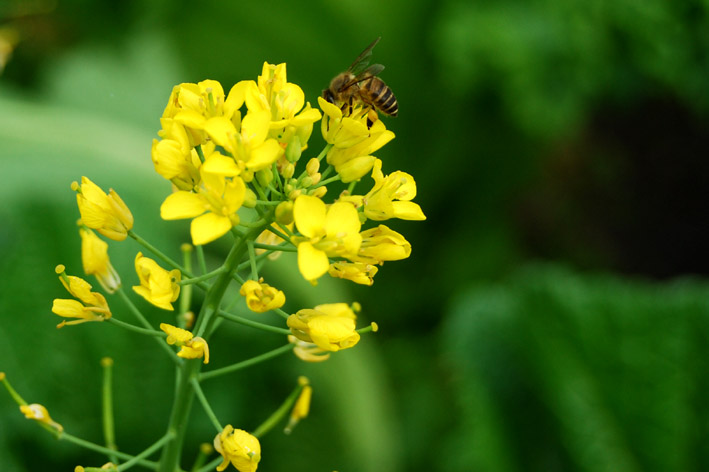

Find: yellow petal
<box><xmin>324</xmin><ymin>202</ymin><xmax>361</xmax><ymax>237</ymax></box>
<box><xmin>202</xmin><ymin>152</ymin><xmax>241</xmax><ymax>176</ymax></box>
<box><xmin>294</xmin><ymin>195</ymin><xmax>326</xmax><ymax>239</ymax></box>
<box><xmin>246</xmin><ymin>139</ymin><xmax>282</xmax><ymax>171</ymax></box>
<box><xmin>297</xmin><ymin>242</ymin><xmax>330</xmax><ymax>282</ymax></box>
<box><xmin>241</xmin><ymin>110</ymin><xmax>270</xmax><ymax>145</ymax></box>
<box><xmin>160</xmin><ymin>192</ymin><xmax>206</xmax><ymax>220</ymax></box>
<box><xmin>190</xmin><ymin>212</ymin><xmax>232</xmax><ymax>246</ymax></box>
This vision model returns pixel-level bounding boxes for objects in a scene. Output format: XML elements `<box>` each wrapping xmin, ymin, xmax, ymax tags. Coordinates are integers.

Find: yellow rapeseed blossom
<box><xmin>73</xmin><ymin>177</ymin><xmax>133</xmax><ymax>241</ymax></box>
<box><xmin>292</xmin><ymin>195</ymin><xmax>362</xmax><ymax>282</ymax></box>
<box><xmin>204</xmin><ymin>110</ymin><xmax>283</xmax><ymax>182</ymax></box>
<box><xmin>356</xmin><ymin>225</ymin><xmax>411</xmax><ymax>264</ymax></box>
<box><xmin>20</xmin><ymin>403</ymin><xmax>63</xmax><ymax>432</ymax></box>
<box><xmin>79</xmin><ymin>228</ymin><xmax>120</xmax><ymax>293</ymax></box>
<box><xmin>287</xmin><ymin>303</ymin><xmax>360</xmax><ymax>352</ymax></box>
<box><xmin>239</xmin><ymin>279</ymin><xmax>286</xmax><ymax>313</ymax></box>
<box><xmin>150</xmin><ymin>126</ymin><xmax>204</xmax><ymax>191</ymax></box>
<box><xmin>328</xmin><ymin>261</ymin><xmax>378</xmax><ymax>286</ymax></box>
<box><xmin>347</xmin><ymin>159</ymin><xmax>426</xmax><ymax>221</ymax></box>
<box><xmin>132</xmin><ymin>253</ymin><xmax>181</xmax><ymax>311</ymax></box>
<box><xmin>160</xmin><ymin>168</ymin><xmax>246</xmax><ymax>246</ymax></box>
<box><xmin>52</xmin><ymin>265</ymin><xmax>111</xmax><ymax>328</ymax></box>
<box><xmin>246</xmin><ymin>63</ymin><xmax>322</xmax><ymax>151</ymax></box>
<box><xmin>160</xmin><ymin>323</ymin><xmax>209</xmax><ymax>363</ymax></box>
<box><xmin>285</xmin><ymin>376</ymin><xmax>311</xmax><ymax>434</ymax></box>
<box><xmin>214</xmin><ymin>425</ymin><xmax>261</xmax><ymax>472</ymax></box>
<box><xmin>288</xmin><ymin>335</ymin><xmax>331</xmax><ymax>362</ymax></box>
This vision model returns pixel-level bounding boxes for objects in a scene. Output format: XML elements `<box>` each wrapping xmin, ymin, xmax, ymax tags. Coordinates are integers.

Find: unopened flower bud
<box><xmin>310</xmin><ymin>186</ymin><xmax>327</xmax><ymax>199</ymax></box>
<box><xmin>275</xmin><ymin>201</ymin><xmax>294</xmax><ymax>225</ymax></box>
<box><xmin>306</xmin><ymin>158</ymin><xmax>320</xmax><ymax>176</ymax></box>
<box><xmin>288</xmin><ymin>189</ymin><xmax>303</xmax><ymax>200</ymax></box>
<box><xmin>243</xmin><ymin>188</ymin><xmax>257</xmax><ymax>208</ymax></box>
<box><xmin>281</xmin><ymin>162</ymin><xmax>295</xmax><ymax>180</ymax></box>
<box><xmin>286</xmin><ymin>136</ymin><xmax>302</xmax><ymax>162</ymax></box>
<box><xmin>256</xmin><ymin>167</ymin><xmax>273</xmax><ymax>187</ymax></box>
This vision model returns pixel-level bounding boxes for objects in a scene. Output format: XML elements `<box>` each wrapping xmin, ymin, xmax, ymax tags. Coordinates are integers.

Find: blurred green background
<box><xmin>1</xmin><ymin>0</ymin><xmax>708</xmax><ymax>471</ymax></box>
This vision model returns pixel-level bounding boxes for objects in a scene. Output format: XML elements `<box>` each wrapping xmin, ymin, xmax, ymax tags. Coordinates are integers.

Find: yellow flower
<box><xmin>292</xmin><ymin>195</ymin><xmax>362</xmax><ymax>282</ymax></box>
<box><xmin>246</xmin><ymin>63</ymin><xmax>322</xmax><ymax>151</ymax></box>
<box><xmin>132</xmin><ymin>253</ymin><xmax>181</xmax><ymax>311</ymax></box>
<box><xmin>288</xmin><ymin>335</ymin><xmax>331</xmax><ymax>362</ymax></box>
<box><xmin>160</xmin><ymin>323</ymin><xmax>209</xmax><ymax>363</ymax></box>
<box><xmin>73</xmin><ymin>177</ymin><xmax>134</xmax><ymax>241</ymax></box>
<box><xmin>328</xmin><ymin>261</ymin><xmax>378</xmax><ymax>286</ymax></box>
<box><xmin>318</xmin><ymin>97</ymin><xmax>395</xmax><ymax>182</ymax></box>
<box><xmin>285</xmin><ymin>376</ymin><xmax>311</xmax><ymax>434</ymax></box>
<box><xmin>52</xmin><ymin>266</ymin><xmax>111</xmax><ymax>328</ymax></box>
<box><xmin>318</xmin><ymin>97</ymin><xmax>370</xmax><ymax>148</ymax></box>
<box><xmin>80</xmin><ymin>228</ymin><xmax>120</xmax><ymax>293</ymax></box>
<box><xmin>160</xmin><ymin>168</ymin><xmax>246</xmax><ymax>246</ymax></box>
<box><xmin>214</xmin><ymin>425</ymin><xmax>261</xmax><ymax>472</ymax></box>
<box><xmin>204</xmin><ymin>110</ymin><xmax>283</xmax><ymax>181</ymax></box>
<box><xmin>287</xmin><ymin>303</ymin><xmax>360</xmax><ymax>352</ymax></box>
<box><xmin>20</xmin><ymin>403</ymin><xmax>63</xmax><ymax>432</ymax></box>
<box><xmin>360</xmin><ymin>159</ymin><xmax>426</xmax><ymax>221</ymax></box>
<box><xmin>356</xmin><ymin>225</ymin><xmax>411</xmax><ymax>264</ymax></box>
<box><xmin>239</xmin><ymin>279</ymin><xmax>286</xmax><ymax>313</ymax></box>
<box><xmin>151</xmin><ymin>124</ymin><xmax>204</xmax><ymax>191</ymax></box>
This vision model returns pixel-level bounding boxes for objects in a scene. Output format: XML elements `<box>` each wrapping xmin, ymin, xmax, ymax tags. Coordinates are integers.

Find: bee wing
<box><xmin>340</xmin><ymin>64</ymin><xmax>387</xmax><ymax>91</ymax></box>
<box><xmin>347</xmin><ymin>37</ymin><xmax>381</xmax><ymax>76</ymax></box>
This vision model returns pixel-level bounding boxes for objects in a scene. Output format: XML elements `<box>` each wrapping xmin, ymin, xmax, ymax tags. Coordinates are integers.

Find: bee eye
<box><xmin>323</xmin><ymin>90</ymin><xmax>335</xmax><ymax>104</ymax></box>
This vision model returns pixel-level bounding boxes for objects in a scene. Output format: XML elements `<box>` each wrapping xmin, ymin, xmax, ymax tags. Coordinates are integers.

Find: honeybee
<box><xmin>323</xmin><ymin>37</ymin><xmax>398</xmax><ymax>117</ymax></box>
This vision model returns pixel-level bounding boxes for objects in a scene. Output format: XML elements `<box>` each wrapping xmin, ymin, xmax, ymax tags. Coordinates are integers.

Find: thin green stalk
<box><xmin>101</xmin><ymin>358</ymin><xmax>119</xmax><ymax>465</ymax></box>
<box><xmin>179</xmin><ymin>244</ymin><xmax>194</xmax><ymax>322</ymax></box>
<box><xmin>271</xmin><ymin>307</ymin><xmax>291</xmax><ymax>320</ymax></box>
<box><xmin>251</xmin><ymin>381</ymin><xmax>304</xmax><ymax>438</ymax></box>
<box><xmin>190</xmin><ymin>378</ymin><xmax>222</xmax><ymax>432</ymax></box>
<box><xmin>217</xmin><ymin>310</ymin><xmax>291</xmax><ymax>335</ymax></box>
<box><xmin>195</xmin><ymin>245</ymin><xmax>208</xmax><ymax>276</ymax></box>
<box><xmin>62</xmin><ymin>433</ymin><xmax>159</xmax><ymax>468</ymax></box>
<box><xmin>179</xmin><ymin>267</ymin><xmax>227</xmax><ymax>286</ymax></box>
<box><xmin>157</xmin><ymin>223</ymin><xmax>270</xmax><ymax>472</ymax></box>
<box><xmin>255</xmin><ymin>200</ymin><xmax>281</xmax><ymax>206</ymax></box>
<box><xmin>247</xmin><ymin>241</ymin><xmax>258</xmax><ymax>280</ymax></box>
<box><xmin>197</xmin><ymin>457</ymin><xmax>224</xmax><ymax>472</ymax></box>
<box><xmin>311</xmin><ymin>174</ymin><xmax>341</xmax><ymax>189</ymax></box>
<box><xmin>199</xmin><ymin>343</ymin><xmax>294</xmax><ymax>382</ymax></box>
<box><xmin>250</xmin><ymin>242</ymin><xmax>297</xmax><ymax>252</ymax></box>
<box><xmin>117</xmin><ymin>432</ymin><xmax>175</xmax><ymax>471</ymax></box>
<box><xmin>107</xmin><ymin>317</ymin><xmax>164</xmax><ymax>337</ymax></box>
<box><xmin>116</xmin><ymin>288</ymin><xmax>177</xmax><ymax>361</ymax></box>
<box><xmin>128</xmin><ymin>231</ymin><xmax>193</xmax><ymax>278</ymax></box>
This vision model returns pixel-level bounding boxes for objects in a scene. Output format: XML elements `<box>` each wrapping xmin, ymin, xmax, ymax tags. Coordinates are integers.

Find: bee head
<box><xmin>322</xmin><ymin>89</ymin><xmax>336</xmax><ymax>104</ymax></box>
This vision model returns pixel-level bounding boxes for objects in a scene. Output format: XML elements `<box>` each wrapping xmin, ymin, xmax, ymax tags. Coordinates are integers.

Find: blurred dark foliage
<box><xmin>1</xmin><ymin>0</ymin><xmax>708</xmax><ymax>470</ymax></box>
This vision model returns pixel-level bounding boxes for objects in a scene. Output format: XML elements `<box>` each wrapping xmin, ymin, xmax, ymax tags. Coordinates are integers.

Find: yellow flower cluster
<box><xmin>27</xmin><ymin>55</ymin><xmax>425</xmax><ymax>472</ymax></box>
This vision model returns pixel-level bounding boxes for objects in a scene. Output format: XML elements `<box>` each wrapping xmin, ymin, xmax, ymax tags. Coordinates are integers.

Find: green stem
<box><xmin>247</xmin><ymin>241</ymin><xmax>258</xmax><ymax>280</ymax></box>
<box><xmin>217</xmin><ymin>310</ymin><xmax>291</xmax><ymax>335</ymax></box>
<box><xmin>199</xmin><ymin>343</ymin><xmax>294</xmax><ymax>382</ymax></box>
<box><xmin>179</xmin><ymin>267</ymin><xmax>227</xmax><ymax>286</ymax></box>
<box><xmin>107</xmin><ymin>317</ymin><xmax>164</xmax><ymax>337</ymax></box>
<box><xmin>251</xmin><ymin>380</ymin><xmax>304</xmax><ymax>438</ymax></box>
<box><xmin>196</xmin><ymin>245</ymin><xmax>208</xmax><ymax>276</ymax></box>
<box><xmin>190</xmin><ymin>378</ymin><xmax>222</xmax><ymax>432</ymax></box>
<box><xmin>62</xmin><ymin>432</ymin><xmax>159</xmax><ymax>468</ymax></box>
<box><xmin>117</xmin><ymin>432</ymin><xmax>175</xmax><ymax>471</ymax></box>
<box><xmin>157</xmin><ymin>223</ymin><xmax>270</xmax><ymax>472</ymax></box>
<box><xmin>179</xmin><ymin>245</ymin><xmax>194</xmax><ymax>325</ymax></box>
<box><xmin>197</xmin><ymin>457</ymin><xmax>224</xmax><ymax>472</ymax></box>
<box><xmin>311</xmin><ymin>174</ymin><xmax>341</xmax><ymax>189</ymax></box>
<box><xmin>128</xmin><ymin>231</ymin><xmax>193</xmax><ymax>278</ymax></box>
<box><xmin>101</xmin><ymin>358</ymin><xmax>119</xmax><ymax>465</ymax></box>
<box><xmin>250</xmin><ymin>242</ymin><xmax>296</xmax><ymax>252</ymax></box>
<box><xmin>116</xmin><ymin>289</ymin><xmax>177</xmax><ymax>361</ymax></box>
